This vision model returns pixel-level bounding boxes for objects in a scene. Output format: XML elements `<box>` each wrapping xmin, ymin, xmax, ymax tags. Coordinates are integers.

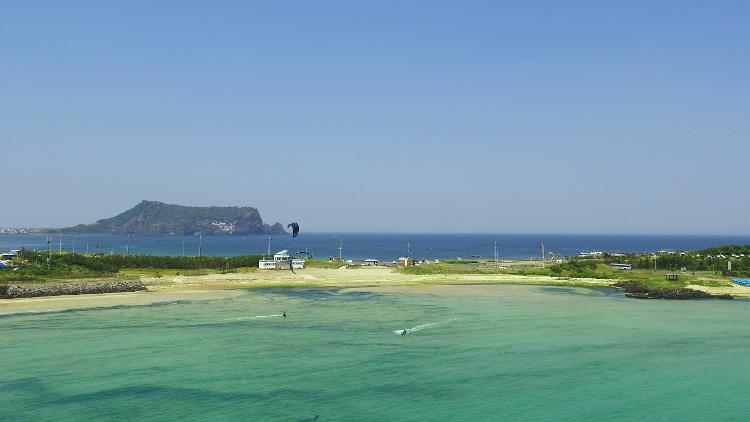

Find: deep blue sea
<box><xmin>2</xmin><ymin>233</ymin><xmax>749</xmax><ymax>261</ymax></box>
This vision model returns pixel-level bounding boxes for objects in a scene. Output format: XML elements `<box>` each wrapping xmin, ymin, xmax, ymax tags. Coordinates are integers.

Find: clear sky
<box><xmin>2</xmin><ymin>1</ymin><xmax>748</xmax><ymax>234</ymax></box>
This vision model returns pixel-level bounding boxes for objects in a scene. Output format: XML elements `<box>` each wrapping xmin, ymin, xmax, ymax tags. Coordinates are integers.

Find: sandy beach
<box><xmin>0</xmin><ymin>289</ymin><xmax>244</xmax><ymax>315</ymax></box>
<box><xmin>3</xmin><ymin>266</ymin><xmax>749</xmax><ymax>314</ymax></box>
<box><xmin>140</xmin><ymin>267</ymin><xmax>614</xmax><ymax>289</ymax></box>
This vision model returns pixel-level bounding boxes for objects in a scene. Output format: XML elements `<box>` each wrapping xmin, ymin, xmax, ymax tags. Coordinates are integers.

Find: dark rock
<box><xmin>613</xmin><ymin>281</ymin><xmax>733</xmax><ymax>300</ymax></box>
<box><xmin>0</xmin><ymin>280</ymin><xmax>146</xmax><ymax>299</ymax></box>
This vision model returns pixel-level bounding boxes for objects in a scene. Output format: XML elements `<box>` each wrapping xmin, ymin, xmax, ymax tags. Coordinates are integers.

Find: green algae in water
<box><xmin>2</xmin><ymin>285</ymin><xmax>750</xmax><ymax>421</ymax></box>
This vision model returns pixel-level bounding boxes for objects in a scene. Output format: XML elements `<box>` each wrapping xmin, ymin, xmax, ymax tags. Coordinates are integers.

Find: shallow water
<box><xmin>2</xmin><ymin>285</ymin><xmax>750</xmax><ymax>420</ymax></box>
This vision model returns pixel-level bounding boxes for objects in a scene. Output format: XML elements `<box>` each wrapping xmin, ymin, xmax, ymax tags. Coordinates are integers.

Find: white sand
<box><xmin>0</xmin><ymin>289</ymin><xmax>243</xmax><ymax>314</ymax></box>
<box><xmin>5</xmin><ymin>267</ymin><xmax>747</xmax><ymax>314</ymax></box>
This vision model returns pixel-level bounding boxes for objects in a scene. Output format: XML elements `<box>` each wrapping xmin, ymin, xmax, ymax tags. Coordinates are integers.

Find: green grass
<box><xmin>397</xmin><ymin>260</ymin><xmax>734</xmax><ymax>289</ymax></box>
<box><xmin>305</xmin><ymin>260</ymin><xmax>345</xmax><ymax>269</ymax></box>
<box><xmin>443</xmin><ymin>259</ymin><xmax>480</xmax><ymax>264</ymax></box>
<box><xmin>118</xmin><ymin>268</ymin><xmax>228</xmax><ymax>278</ymax></box>
<box><xmin>399</xmin><ymin>263</ymin><xmax>512</xmax><ymax>275</ymax></box>
<box><xmin>0</xmin><ymin>264</ymin><xmax>116</xmax><ymax>284</ymax></box>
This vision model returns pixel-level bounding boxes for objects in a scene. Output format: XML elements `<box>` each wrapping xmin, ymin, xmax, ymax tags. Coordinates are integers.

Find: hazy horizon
<box><xmin>3</xmin><ymin>2</ymin><xmax>748</xmax><ymax>235</ymax></box>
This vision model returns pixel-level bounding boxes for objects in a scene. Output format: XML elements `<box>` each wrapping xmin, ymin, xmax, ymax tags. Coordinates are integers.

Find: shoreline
<box><xmin>0</xmin><ymin>289</ymin><xmax>244</xmax><ymax>315</ymax></box>
<box><xmin>3</xmin><ymin>267</ymin><xmax>750</xmax><ymax>313</ymax></box>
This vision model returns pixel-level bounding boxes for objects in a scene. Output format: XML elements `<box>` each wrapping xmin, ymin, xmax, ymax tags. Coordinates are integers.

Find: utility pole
<box><xmin>59</xmin><ymin>234</ymin><xmax>63</xmax><ymax>253</ymax></box>
<box><xmin>47</xmin><ymin>236</ymin><xmax>51</xmax><ymax>269</ymax></box>
<box><xmin>407</xmin><ymin>242</ymin><xmax>411</xmax><ymax>259</ymax></box>
<box><xmin>126</xmin><ymin>234</ymin><xmax>130</xmax><ymax>255</ymax></box>
<box><xmin>86</xmin><ymin>242</ymin><xmax>89</xmax><ymax>254</ymax></box>
<box><xmin>339</xmin><ymin>238</ymin><xmax>343</xmax><ymax>261</ymax></box>
<box><xmin>541</xmin><ymin>242</ymin><xmax>545</xmax><ymax>269</ymax></box>
<box><xmin>182</xmin><ymin>241</ymin><xmax>185</xmax><ymax>257</ymax></box>
<box><xmin>654</xmin><ymin>254</ymin><xmax>657</xmax><ymax>271</ymax></box>
<box><xmin>267</xmin><ymin>236</ymin><xmax>271</xmax><ymax>256</ymax></box>
<box><xmin>494</xmin><ymin>241</ymin><xmax>498</xmax><ymax>268</ymax></box>
<box><xmin>198</xmin><ymin>235</ymin><xmax>202</xmax><ymax>257</ymax></box>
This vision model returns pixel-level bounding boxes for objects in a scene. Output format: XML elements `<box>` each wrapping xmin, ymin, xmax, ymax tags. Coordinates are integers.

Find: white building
<box><xmin>274</xmin><ymin>250</ymin><xmax>291</xmax><ymax>262</ymax></box>
<box><xmin>259</xmin><ymin>259</ymin><xmax>275</xmax><ymax>269</ymax></box>
<box><xmin>579</xmin><ymin>251</ymin><xmax>604</xmax><ymax>258</ymax></box>
<box><xmin>398</xmin><ymin>257</ymin><xmax>415</xmax><ymax>267</ymax></box>
<box><xmin>259</xmin><ymin>250</ymin><xmax>305</xmax><ymax>269</ymax></box>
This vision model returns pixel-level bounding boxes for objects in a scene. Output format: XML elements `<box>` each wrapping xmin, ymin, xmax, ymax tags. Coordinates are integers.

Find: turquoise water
<box><xmin>3</xmin><ymin>285</ymin><xmax>750</xmax><ymax>421</ymax></box>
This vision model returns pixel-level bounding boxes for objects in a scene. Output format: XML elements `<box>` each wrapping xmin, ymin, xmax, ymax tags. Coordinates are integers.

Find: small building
<box><xmin>610</xmin><ymin>263</ymin><xmax>632</xmax><ymax>271</ymax></box>
<box><xmin>579</xmin><ymin>251</ymin><xmax>604</xmax><ymax>258</ymax></box>
<box><xmin>397</xmin><ymin>257</ymin><xmax>415</xmax><ymax>267</ymax></box>
<box><xmin>363</xmin><ymin>259</ymin><xmax>379</xmax><ymax>266</ymax></box>
<box><xmin>273</xmin><ymin>250</ymin><xmax>291</xmax><ymax>269</ymax></box>
<box><xmin>0</xmin><ymin>251</ymin><xmax>14</xmax><ymax>269</ymax></box>
<box><xmin>259</xmin><ymin>259</ymin><xmax>275</xmax><ymax>269</ymax></box>
<box><xmin>665</xmin><ymin>273</ymin><xmax>679</xmax><ymax>281</ymax></box>
<box><xmin>274</xmin><ymin>250</ymin><xmax>290</xmax><ymax>262</ymax></box>
<box><xmin>259</xmin><ymin>250</ymin><xmax>305</xmax><ymax>270</ymax></box>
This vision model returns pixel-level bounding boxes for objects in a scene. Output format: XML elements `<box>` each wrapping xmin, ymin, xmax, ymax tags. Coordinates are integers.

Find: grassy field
<box><xmin>1</xmin><ymin>256</ymin><xmax>357</xmax><ymax>284</ymax></box>
<box><xmin>304</xmin><ymin>260</ymin><xmax>346</xmax><ymax>269</ymax></box>
<box><xmin>398</xmin><ymin>260</ymin><xmax>734</xmax><ymax>289</ymax></box>
<box><xmin>1</xmin><ymin>252</ymin><xmax>740</xmax><ymax>298</ymax></box>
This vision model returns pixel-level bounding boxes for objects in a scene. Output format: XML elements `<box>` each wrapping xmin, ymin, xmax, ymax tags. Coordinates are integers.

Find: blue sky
<box><xmin>2</xmin><ymin>1</ymin><xmax>748</xmax><ymax>234</ymax></box>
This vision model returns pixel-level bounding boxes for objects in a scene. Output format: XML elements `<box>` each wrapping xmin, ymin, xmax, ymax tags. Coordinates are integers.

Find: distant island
<box><xmin>56</xmin><ymin>200</ymin><xmax>287</xmax><ymax>236</ymax></box>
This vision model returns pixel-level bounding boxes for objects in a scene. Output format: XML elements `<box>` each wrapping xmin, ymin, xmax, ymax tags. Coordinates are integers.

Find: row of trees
<box><xmin>698</xmin><ymin>245</ymin><xmax>750</xmax><ymax>256</ymax></box>
<box><xmin>17</xmin><ymin>250</ymin><xmax>262</xmax><ymax>273</ymax></box>
<box><xmin>601</xmin><ymin>253</ymin><xmax>750</xmax><ymax>277</ymax></box>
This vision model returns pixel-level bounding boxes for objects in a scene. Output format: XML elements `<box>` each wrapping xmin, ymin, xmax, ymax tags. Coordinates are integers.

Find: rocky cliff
<box><xmin>59</xmin><ymin>200</ymin><xmax>287</xmax><ymax>235</ymax></box>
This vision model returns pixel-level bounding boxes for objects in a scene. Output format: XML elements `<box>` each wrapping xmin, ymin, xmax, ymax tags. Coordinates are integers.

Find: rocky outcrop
<box><xmin>58</xmin><ymin>200</ymin><xmax>287</xmax><ymax>235</ymax></box>
<box><xmin>0</xmin><ymin>280</ymin><xmax>146</xmax><ymax>299</ymax></box>
<box><xmin>613</xmin><ymin>281</ymin><xmax>733</xmax><ymax>300</ymax></box>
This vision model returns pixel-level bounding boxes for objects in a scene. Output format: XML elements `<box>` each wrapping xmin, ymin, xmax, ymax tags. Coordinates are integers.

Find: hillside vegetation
<box><xmin>0</xmin><ymin>250</ymin><xmax>263</xmax><ymax>284</ymax></box>
<box><xmin>398</xmin><ymin>258</ymin><xmax>733</xmax><ymax>289</ymax></box>
<box><xmin>58</xmin><ymin>200</ymin><xmax>286</xmax><ymax>235</ymax></box>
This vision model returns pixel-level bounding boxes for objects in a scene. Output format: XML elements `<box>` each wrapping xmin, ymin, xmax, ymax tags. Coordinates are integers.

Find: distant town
<box><xmin>0</xmin><ymin>228</ymin><xmax>41</xmax><ymax>235</ymax></box>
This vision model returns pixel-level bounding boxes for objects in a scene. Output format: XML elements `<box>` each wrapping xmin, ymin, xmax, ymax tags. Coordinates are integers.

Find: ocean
<box><xmin>3</xmin><ymin>285</ymin><xmax>750</xmax><ymax>420</ymax></box>
<box><xmin>2</xmin><ymin>233</ymin><xmax>749</xmax><ymax>261</ymax></box>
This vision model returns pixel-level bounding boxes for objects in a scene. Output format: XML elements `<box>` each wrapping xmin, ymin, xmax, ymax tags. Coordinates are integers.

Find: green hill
<box><xmin>58</xmin><ymin>200</ymin><xmax>287</xmax><ymax>235</ymax></box>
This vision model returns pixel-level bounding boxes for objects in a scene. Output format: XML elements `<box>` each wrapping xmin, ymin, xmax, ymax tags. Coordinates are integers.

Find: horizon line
<box><xmin>2</xmin><ymin>231</ymin><xmax>750</xmax><ymax>237</ymax></box>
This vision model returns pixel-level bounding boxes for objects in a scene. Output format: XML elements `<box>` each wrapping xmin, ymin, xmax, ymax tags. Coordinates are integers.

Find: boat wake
<box><xmin>232</xmin><ymin>314</ymin><xmax>284</xmax><ymax>321</ymax></box>
<box><xmin>393</xmin><ymin>319</ymin><xmax>454</xmax><ymax>335</ymax></box>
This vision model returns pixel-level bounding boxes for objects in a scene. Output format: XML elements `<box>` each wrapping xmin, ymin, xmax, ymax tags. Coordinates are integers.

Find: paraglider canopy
<box><xmin>287</xmin><ymin>222</ymin><xmax>300</xmax><ymax>237</ymax></box>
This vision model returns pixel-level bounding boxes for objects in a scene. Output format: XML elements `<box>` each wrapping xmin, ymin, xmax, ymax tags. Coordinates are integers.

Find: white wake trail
<box><xmin>393</xmin><ymin>319</ymin><xmax>455</xmax><ymax>335</ymax></box>
<box><xmin>232</xmin><ymin>314</ymin><xmax>284</xmax><ymax>321</ymax></box>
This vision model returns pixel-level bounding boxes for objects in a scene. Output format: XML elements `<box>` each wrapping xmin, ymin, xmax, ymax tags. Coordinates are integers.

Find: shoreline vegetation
<box><xmin>1</xmin><ymin>246</ymin><xmax>749</xmax><ymax>308</ymax></box>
